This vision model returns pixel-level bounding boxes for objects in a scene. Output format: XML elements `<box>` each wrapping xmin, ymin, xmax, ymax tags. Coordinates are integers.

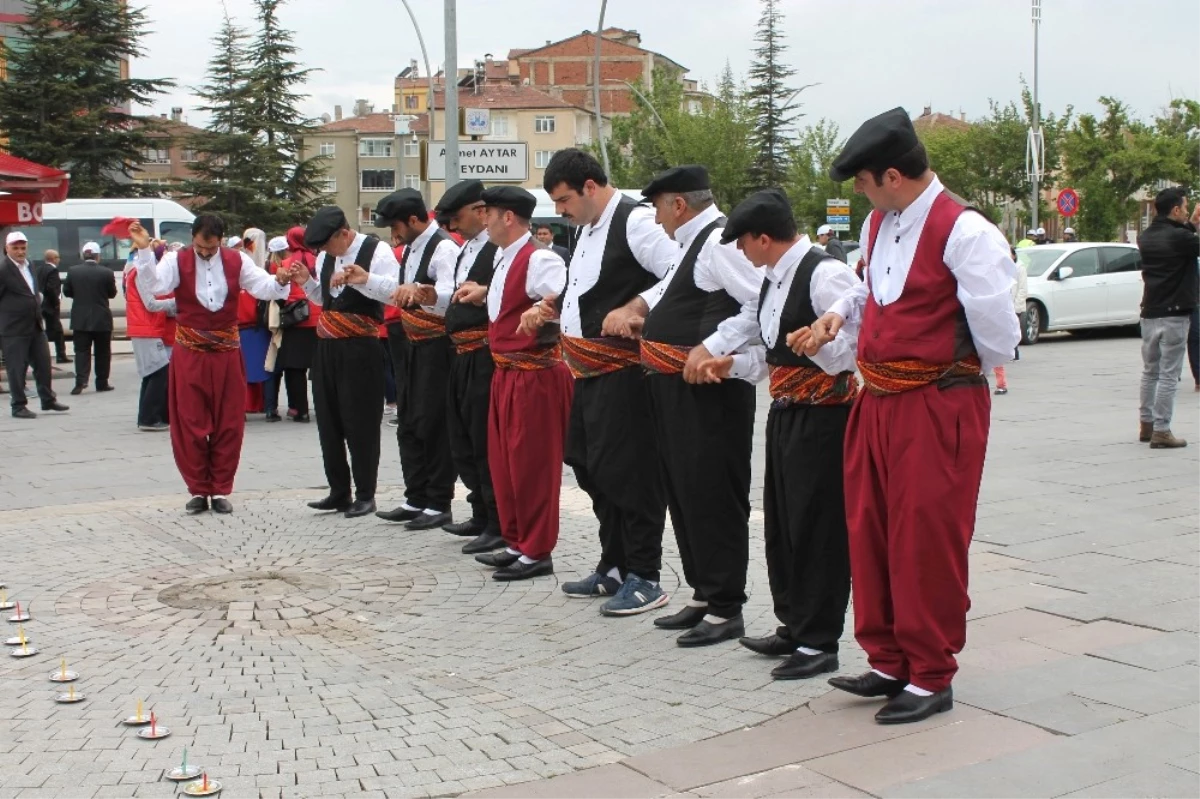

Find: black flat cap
<box><xmin>434</xmin><ymin>179</ymin><xmax>485</xmax><ymax>223</ymax></box>
<box><xmin>720</xmin><ymin>189</ymin><xmax>795</xmax><ymax>245</ymax></box>
<box><xmin>374</xmin><ymin>188</ymin><xmax>427</xmax><ymax>225</ymax></box>
<box><xmin>304</xmin><ymin>206</ymin><xmax>348</xmax><ymax>249</ymax></box>
<box><xmin>481</xmin><ymin>186</ymin><xmax>536</xmax><ymax>219</ymax></box>
<box><xmin>641</xmin><ymin>165</ymin><xmax>710</xmax><ymax>199</ymax></box>
<box><xmin>829</xmin><ymin>107</ymin><xmax>920</xmax><ymax>182</ymax></box>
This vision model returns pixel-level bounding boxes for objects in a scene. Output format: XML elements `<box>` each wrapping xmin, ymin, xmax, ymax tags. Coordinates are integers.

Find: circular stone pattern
<box><xmin>158</xmin><ymin>569</ymin><xmax>336</xmax><ymax>611</ymax></box>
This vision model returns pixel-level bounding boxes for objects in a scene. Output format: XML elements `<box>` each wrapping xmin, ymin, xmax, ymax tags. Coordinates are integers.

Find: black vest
<box><xmin>319</xmin><ymin>235</ymin><xmax>385</xmax><ymax>322</ymax></box>
<box><xmin>641</xmin><ymin>217</ymin><xmax>737</xmax><ymax>346</ymax></box>
<box><xmin>444</xmin><ymin>239</ymin><xmax>499</xmax><ymax>334</ymax></box>
<box><xmin>573</xmin><ymin>195</ymin><xmax>659</xmax><ymax>337</ymax></box>
<box><xmin>402</xmin><ymin>227</ymin><xmax>452</xmax><ymax>287</ymax></box>
<box><xmin>759</xmin><ymin>248</ymin><xmax>834</xmax><ymax>369</ymax></box>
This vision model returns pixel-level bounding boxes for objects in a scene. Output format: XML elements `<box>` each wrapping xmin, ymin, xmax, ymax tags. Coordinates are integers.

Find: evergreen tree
<box><xmin>745</xmin><ymin>0</ymin><xmax>809</xmax><ymax>189</ymax></box>
<box><xmin>0</xmin><ymin>0</ymin><xmax>174</xmax><ymax>197</ymax></box>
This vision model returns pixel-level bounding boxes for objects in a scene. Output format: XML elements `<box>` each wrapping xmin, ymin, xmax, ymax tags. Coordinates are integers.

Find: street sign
<box><xmin>426</xmin><ymin>142</ymin><xmax>528</xmax><ymax>182</ymax></box>
<box><xmin>464</xmin><ymin>108</ymin><xmax>490</xmax><ymax>137</ymax></box>
<box><xmin>826</xmin><ymin>198</ymin><xmax>851</xmax><ymax>232</ymax></box>
<box><xmin>1057</xmin><ymin>188</ymin><xmax>1079</xmax><ymax>217</ymax></box>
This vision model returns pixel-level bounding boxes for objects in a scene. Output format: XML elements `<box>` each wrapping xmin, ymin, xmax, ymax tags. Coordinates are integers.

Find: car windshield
<box><xmin>1017</xmin><ymin>246</ymin><xmax>1067</xmax><ymax>277</ymax></box>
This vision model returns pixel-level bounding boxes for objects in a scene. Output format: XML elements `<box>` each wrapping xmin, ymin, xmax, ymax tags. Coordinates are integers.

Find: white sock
<box><xmin>421</xmin><ymin>508</ymin><xmax>441</xmax><ymax>516</ymax></box>
<box><xmin>797</xmin><ymin>646</ymin><xmax>823</xmax><ymax>656</ymax></box>
<box><xmin>702</xmin><ymin>614</ymin><xmax>728</xmax><ymax>624</ymax></box>
<box><xmin>402</xmin><ymin>503</ymin><xmax>421</xmax><ymax>512</ymax></box>
<box><xmin>686</xmin><ymin>599</ymin><xmax>708</xmax><ymax>609</ymax></box>
<box><xmin>505</xmin><ymin>548</ymin><xmax>520</xmax><ymax>556</ymax></box>
<box><xmin>904</xmin><ymin>684</ymin><xmax>934</xmax><ymax>697</ymax></box>
<box><xmin>518</xmin><ymin>555</ymin><xmax>538</xmax><ymax>565</ymax></box>
<box><xmin>605</xmin><ymin>567</ymin><xmax>622</xmax><ymax>582</ymax></box>
<box><xmin>212</xmin><ymin>495</ymin><xmax>226</xmax><ymax>501</ymax></box>
<box><xmin>192</xmin><ymin>495</ymin><xmax>205</xmax><ymax>501</ymax></box>
<box><xmin>873</xmin><ymin>668</ymin><xmax>900</xmax><ymax>681</ymax></box>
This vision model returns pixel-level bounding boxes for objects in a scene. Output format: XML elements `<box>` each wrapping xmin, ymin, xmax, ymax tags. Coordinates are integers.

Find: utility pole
<box><xmin>1027</xmin><ymin>0</ymin><xmax>1044</xmax><ymax>233</ymax></box>
<box><xmin>444</xmin><ymin>0</ymin><xmax>460</xmax><ymax>191</ymax></box>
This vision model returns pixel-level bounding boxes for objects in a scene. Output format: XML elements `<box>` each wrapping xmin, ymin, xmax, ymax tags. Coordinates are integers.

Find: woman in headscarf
<box><xmin>123</xmin><ymin>243</ymin><xmax>176</xmax><ymax>430</ymax></box>
<box><xmin>263</xmin><ymin>228</ymin><xmax>319</xmax><ymax>422</ymax></box>
<box><xmin>237</xmin><ymin>227</ymin><xmax>272</xmax><ymax>413</ymax></box>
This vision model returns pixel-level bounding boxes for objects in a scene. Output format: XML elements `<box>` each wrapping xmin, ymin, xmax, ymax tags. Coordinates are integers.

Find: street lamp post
<box><xmin>593</xmin><ymin>0</ymin><xmax>610</xmax><ymax>176</ymax></box>
<box><xmin>399</xmin><ymin>0</ymin><xmax>435</xmax><ymax>201</ymax></box>
<box><xmin>1027</xmin><ymin>0</ymin><xmax>1044</xmax><ymax>232</ymax></box>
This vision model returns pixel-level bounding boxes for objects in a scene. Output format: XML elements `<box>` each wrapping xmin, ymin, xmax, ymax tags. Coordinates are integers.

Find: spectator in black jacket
<box><xmin>63</xmin><ymin>241</ymin><xmax>118</xmax><ymax>394</ymax></box>
<box><xmin>816</xmin><ymin>224</ymin><xmax>848</xmax><ymax>263</ymax></box>
<box><xmin>38</xmin><ymin>249</ymin><xmax>70</xmax><ymax>363</ymax></box>
<box><xmin>1137</xmin><ymin>187</ymin><xmax>1200</xmax><ymax>449</ymax></box>
<box><xmin>0</xmin><ymin>230</ymin><xmax>69</xmax><ymax>418</ymax></box>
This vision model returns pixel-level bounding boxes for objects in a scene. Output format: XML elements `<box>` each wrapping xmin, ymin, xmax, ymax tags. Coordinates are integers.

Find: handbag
<box><xmin>278</xmin><ymin>298</ymin><xmax>310</xmax><ymax>328</ymax></box>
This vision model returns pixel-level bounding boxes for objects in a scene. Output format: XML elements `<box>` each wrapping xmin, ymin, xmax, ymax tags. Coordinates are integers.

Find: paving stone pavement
<box><xmin>0</xmin><ymin>332</ymin><xmax>1196</xmax><ymax>799</ymax></box>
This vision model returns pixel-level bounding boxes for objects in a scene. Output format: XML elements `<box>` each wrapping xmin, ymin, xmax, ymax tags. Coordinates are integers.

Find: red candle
<box><xmin>150</xmin><ymin>711</ymin><xmax>156</xmax><ymax>737</ymax></box>
<box><xmin>202</xmin><ymin>772</ymin><xmax>208</xmax><ymax>791</ymax></box>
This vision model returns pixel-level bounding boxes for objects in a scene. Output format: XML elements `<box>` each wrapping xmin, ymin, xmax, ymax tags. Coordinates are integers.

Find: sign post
<box><xmin>825</xmin><ymin>198</ymin><xmax>851</xmax><ymax>233</ymax></box>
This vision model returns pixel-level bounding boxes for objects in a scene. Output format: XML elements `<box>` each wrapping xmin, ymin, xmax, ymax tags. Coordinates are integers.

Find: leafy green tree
<box><xmin>785</xmin><ymin>119</ymin><xmax>870</xmax><ymax>237</ymax></box>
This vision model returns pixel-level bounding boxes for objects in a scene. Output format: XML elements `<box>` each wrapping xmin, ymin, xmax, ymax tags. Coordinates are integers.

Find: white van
<box><xmin>528</xmin><ymin>187</ymin><xmax>644</xmax><ymax>256</ymax></box>
<box><xmin>27</xmin><ymin>198</ymin><xmax>195</xmax><ymax>336</ymax></box>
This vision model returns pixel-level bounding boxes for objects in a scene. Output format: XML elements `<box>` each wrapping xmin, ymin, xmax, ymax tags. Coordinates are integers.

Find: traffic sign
<box><xmin>1056</xmin><ymin>188</ymin><xmax>1079</xmax><ymax>217</ymax></box>
<box><xmin>825</xmin><ymin>198</ymin><xmax>851</xmax><ymax>232</ymax></box>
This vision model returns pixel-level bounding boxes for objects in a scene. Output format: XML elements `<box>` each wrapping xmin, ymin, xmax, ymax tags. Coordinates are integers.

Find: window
<box><xmin>321</xmin><ymin>177</ymin><xmax>337</xmax><ymax>193</ymax></box>
<box><xmin>403</xmin><ymin>140</ymin><xmax>419</xmax><ymax>158</ymax></box>
<box><xmin>534</xmin><ymin>115</ymin><xmax>556</xmax><ymax>134</ymax></box>
<box><xmin>159</xmin><ymin>222</ymin><xmax>192</xmax><ymax>246</ymax></box>
<box><xmin>360</xmin><ymin>206</ymin><xmax>374</xmax><ymax>226</ymax></box>
<box><xmin>359</xmin><ymin>138</ymin><xmax>393</xmax><ymax>158</ymax></box>
<box><xmin>142</xmin><ymin>147</ymin><xmax>170</xmax><ymax>164</ymax></box>
<box><xmin>1057</xmin><ymin>248</ymin><xmax>1100</xmax><ymax>278</ymax></box>
<box><xmin>180</xmin><ymin>149</ymin><xmax>197</xmax><ymax>163</ymax></box>
<box><xmin>403</xmin><ymin>174</ymin><xmax>420</xmax><ymax>189</ymax></box>
<box><xmin>360</xmin><ymin>169</ymin><xmax>395</xmax><ymax>191</ymax></box>
<box><xmin>1016</xmin><ymin>247</ymin><xmax>1065</xmax><ymax>277</ymax></box>
<box><xmin>404</xmin><ymin>94</ymin><xmax>420</xmax><ymax>110</ymax></box>
<box><xmin>535</xmin><ymin>150</ymin><xmax>558</xmax><ymax>169</ymax></box>
<box><xmin>489</xmin><ymin>115</ymin><xmax>510</xmax><ymax>138</ymax></box>
<box><xmin>319</xmin><ymin>142</ymin><xmax>336</xmax><ymax>157</ymax></box>
<box><xmin>1101</xmin><ymin>247</ymin><xmax>1142</xmax><ymax>274</ymax></box>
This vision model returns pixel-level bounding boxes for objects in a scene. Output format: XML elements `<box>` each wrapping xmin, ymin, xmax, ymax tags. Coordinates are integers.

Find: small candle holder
<box><xmin>136</xmin><ymin>725</ymin><xmax>171</xmax><ymax>740</ymax></box>
<box><xmin>9</xmin><ymin>644</ymin><xmax>37</xmax><ymax>658</ymax></box>
<box><xmin>123</xmin><ymin>700</ymin><xmax>151</xmax><ymax>726</ymax></box>
<box><xmin>166</xmin><ymin>765</ymin><xmax>203</xmax><ymax>782</ymax></box>
<box><xmin>55</xmin><ymin>686</ymin><xmax>84</xmax><ymax>703</ymax></box>
<box><xmin>49</xmin><ymin>660</ymin><xmax>78</xmax><ymax>683</ymax></box>
<box><xmin>182</xmin><ymin>775</ymin><xmax>221</xmax><ymax>796</ymax></box>
<box><xmin>4</xmin><ymin>634</ymin><xmax>29</xmax><ymax>646</ymax></box>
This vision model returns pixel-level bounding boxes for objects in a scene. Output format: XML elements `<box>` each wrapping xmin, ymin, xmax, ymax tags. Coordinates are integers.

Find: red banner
<box><xmin>0</xmin><ymin>193</ymin><xmax>44</xmax><ymax>226</ymax></box>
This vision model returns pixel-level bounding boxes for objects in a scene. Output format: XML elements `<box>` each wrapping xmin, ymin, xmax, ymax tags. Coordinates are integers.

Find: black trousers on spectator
<box><xmin>266</xmin><ymin>367</ymin><xmax>310</xmax><ymax>415</ymax></box>
<box><xmin>44</xmin><ymin>315</ymin><xmax>67</xmax><ymax>360</ymax></box>
<box><xmin>2</xmin><ymin>331</ymin><xmax>55</xmax><ymax>410</ymax></box>
<box><xmin>1188</xmin><ymin>307</ymin><xmax>1199</xmax><ymax>386</ymax></box>
<box><xmin>138</xmin><ymin>364</ymin><xmax>170</xmax><ymax>427</ymax></box>
<box><xmin>73</xmin><ymin>330</ymin><xmax>112</xmax><ymax>389</ymax></box>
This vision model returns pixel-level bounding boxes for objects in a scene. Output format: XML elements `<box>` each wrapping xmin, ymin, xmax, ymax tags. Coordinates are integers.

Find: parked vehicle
<box><xmin>1019</xmin><ymin>242</ymin><xmax>1143</xmax><ymax>344</ymax></box>
<box><xmin>26</xmin><ymin>198</ymin><xmax>195</xmax><ymax>337</ymax></box>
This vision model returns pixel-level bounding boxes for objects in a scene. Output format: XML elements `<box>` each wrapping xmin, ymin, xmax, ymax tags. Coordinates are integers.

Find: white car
<box><xmin>1019</xmin><ymin>242</ymin><xmax>1143</xmax><ymax>344</ymax></box>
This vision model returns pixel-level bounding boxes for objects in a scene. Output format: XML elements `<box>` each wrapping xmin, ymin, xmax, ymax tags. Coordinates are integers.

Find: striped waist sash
<box><xmin>400</xmin><ymin>307</ymin><xmax>447</xmax><ymax>342</ymax></box>
<box><xmin>639</xmin><ymin>340</ymin><xmax>691</xmax><ymax>375</ymax></box>
<box><xmin>316</xmin><ymin>311</ymin><xmax>379</xmax><ymax>339</ymax></box>
<box><xmin>175</xmin><ymin>325</ymin><xmax>239</xmax><ymax>353</ymax></box>
<box><xmin>561</xmin><ymin>335</ymin><xmax>641</xmax><ymax>379</ymax></box>
<box><xmin>769</xmin><ymin>365</ymin><xmax>859</xmax><ymax>406</ymax></box>
<box><xmin>857</xmin><ymin>356</ymin><xmax>982</xmax><ymax>396</ymax></box>
<box><xmin>449</xmin><ymin>326</ymin><xmax>489</xmax><ymax>354</ymax></box>
<box><xmin>492</xmin><ymin>343</ymin><xmax>563</xmax><ymax>371</ymax></box>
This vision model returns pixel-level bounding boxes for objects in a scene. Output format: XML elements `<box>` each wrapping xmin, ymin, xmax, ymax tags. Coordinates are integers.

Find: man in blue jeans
<box><xmin>1137</xmin><ymin>187</ymin><xmax>1199</xmax><ymax>449</ymax></box>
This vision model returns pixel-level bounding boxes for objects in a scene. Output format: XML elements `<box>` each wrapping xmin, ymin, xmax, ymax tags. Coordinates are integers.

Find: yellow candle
<box><xmin>136</xmin><ymin>699</ymin><xmax>143</xmax><ymax>722</ymax></box>
<box><xmin>69</xmin><ymin>684</ymin><xmax>75</xmax><ymax>700</ymax></box>
<box><xmin>60</xmin><ymin>658</ymin><xmax>67</xmax><ymax>679</ymax></box>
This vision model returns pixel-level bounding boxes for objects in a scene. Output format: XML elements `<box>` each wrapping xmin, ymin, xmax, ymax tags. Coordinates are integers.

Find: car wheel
<box><xmin>1023</xmin><ymin>301</ymin><xmax>1043</xmax><ymax>345</ymax></box>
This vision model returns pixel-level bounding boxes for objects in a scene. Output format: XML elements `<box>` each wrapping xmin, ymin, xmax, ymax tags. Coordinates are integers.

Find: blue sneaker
<box><xmin>600</xmin><ymin>574</ymin><xmax>669</xmax><ymax>616</ymax></box>
<box><xmin>562</xmin><ymin>571</ymin><xmax>622</xmax><ymax>598</ymax></box>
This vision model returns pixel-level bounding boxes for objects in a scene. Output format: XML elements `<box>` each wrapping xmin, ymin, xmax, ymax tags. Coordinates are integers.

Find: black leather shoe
<box><xmin>771</xmin><ymin>651</ymin><xmax>839</xmax><ymax>680</ymax></box>
<box><xmin>376</xmin><ymin>506</ymin><xmax>422</xmax><ymax>523</ymax></box>
<box><xmin>56</xmin><ymin>356</ymin><xmax>72</xmax><ymax>364</ymax></box>
<box><xmin>493</xmin><ymin>557</ymin><xmax>554</xmax><ymax>581</ymax></box>
<box><xmin>875</xmin><ymin>688</ymin><xmax>953</xmax><ymax>724</ymax></box>
<box><xmin>96</xmin><ymin>384</ymin><xmax>114</xmax><ymax>392</ymax></box>
<box><xmin>462</xmin><ymin>531</ymin><xmax>506</xmax><ymax>554</ymax></box>
<box><xmin>345</xmin><ymin>499</ymin><xmax>376</xmax><ymax>518</ymax></box>
<box><xmin>42</xmin><ymin>401</ymin><xmax>69</xmax><ymax>412</ymax></box>
<box><xmin>185</xmin><ymin>496</ymin><xmax>208</xmax><ymax>514</ymax></box>
<box><xmin>828</xmin><ymin>671</ymin><xmax>907</xmax><ymax>699</ymax></box>
<box><xmin>443</xmin><ymin>519</ymin><xmax>486</xmax><ymax>536</ymax></box>
<box><xmin>475</xmin><ymin>550</ymin><xmax>520</xmax><ymax>569</ymax></box>
<box><xmin>653</xmin><ymin>605</ymin><xmax>708</xmax><ymax>630</ymax></box>
<box><xmin>265</xmin><ymin>412</ymin><xmax>282</xmax><ymax>422</ymax></box>
<box><xmin>406</xmin><ymin>511</ymin><xmax>451</xmax><ymax>530</ymax></box>
<box><xmin>211</xmin><ymin>497</ymin><xmax>233</xmax><ymax>514</ymax></box>
<box><xmin>292</xmin><ymin>413</ymin><xmax>310</xmax><ymax>423</ymax></box>
<box><xmin>70</xmin><ymin>385</ymin><xmax>84</xmax><ymax>395</ymax></box>
<box><xmin>739</xmin><ymin>633</ymin><xmax>796</xmax><ymax>657</ymax></box>
<box><xmin>12</xmin><ymin>407</ymin><xmax>36</xmax><ymax>419</ymax></box>
<box><xmin>308</xmin><ymin>495</ymin><xmax>351</xmax><ymax>512</ymax></box>
<box><xmin>677</xmin><ymin>615</ymin><xmax>745</xmax><ymax>648</ymax></box>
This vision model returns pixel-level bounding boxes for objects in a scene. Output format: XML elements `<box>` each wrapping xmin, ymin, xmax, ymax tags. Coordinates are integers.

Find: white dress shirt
<box><xmin>560</xmin><ymin>190</ymin><xmax>675</xmax><ymax>336</ymax></box>
<box><xmin>828</xmin><ymin>175</ymin><xmax>1020</xmax><ymax>372</ymax></box>
<box><xmin>488</xmin><ymin>232</ymin><xmax>567</xmax><ymax>322</ymax></box>
<box><xmin>639</xmin><ymin>204</ymin><xmax>765</xmax><ymax>359</ymax></box>
<box><xmin>135</xmin><ymin>246</ymin><xmax>289</xmax><ymax>310</ymax></box>
<box><xmin>302</xmin><ymin>232</ymin><xmax>401</xmax><ymax>306</ymax></box>
<box><xmin>456</xmin><ymin>229</ymin><xmax>502</xmax><ymax>287</ymax></box>
<box><xmin>400</xmin><ymin>222</ymin><xmax>460</xmax><ymax>315</ymax></box>
<box><xmin>13</xmin><ymin>259</ymin><xmax>36</xmax><ymax>295</ymax></box>
<box><xmin>730</xmin><ymin>237</ymin><xmax>861</xmax><ymax>383</ymax></box>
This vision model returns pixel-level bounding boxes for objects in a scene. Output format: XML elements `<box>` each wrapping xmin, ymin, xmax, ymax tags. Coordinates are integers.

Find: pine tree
<box><xmin>745</xmin><ymin>0</ymin><xmax>809</xmax><ymax>189</ymax></box>
<box><xmin>0</xmin><ymin>0</ymin><xmax>174</xmax><ymax>197</ymax></box>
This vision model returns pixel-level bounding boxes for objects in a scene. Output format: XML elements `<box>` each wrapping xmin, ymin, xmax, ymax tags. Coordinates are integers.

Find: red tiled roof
<box><xmin>317</xmin><ymin>113</ymin><xmax>400</xmax><ymax>134</ymax></box>
<box><xmin>913</xmin><ymin>111</ymin><xmax>970</xmax><ymax>131</ymax></box>
<box><xmin>430</xmin><ymin>84</ymin><xmax>585</xmax><ymax>112</ymax></box>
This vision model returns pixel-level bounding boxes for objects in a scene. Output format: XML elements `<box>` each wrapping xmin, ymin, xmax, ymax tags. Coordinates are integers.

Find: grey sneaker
<box><xmin>600</xmin><ymin>574</ymin><xmax>669</xmax><ymax>616</ymax></box>
<box><xmin>562</xmin><ymin>571</ymin><xmax>621</xmax><ymax>598</ymax></box>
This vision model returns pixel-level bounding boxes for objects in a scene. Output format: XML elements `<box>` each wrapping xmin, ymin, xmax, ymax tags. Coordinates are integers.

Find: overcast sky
<box><xmin>135</xmin><ymin>0</ymin><xmax>1199</xmax><ymax>137</ymax></box>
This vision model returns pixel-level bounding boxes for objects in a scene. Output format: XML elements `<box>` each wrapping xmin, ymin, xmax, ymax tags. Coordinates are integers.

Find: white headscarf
<box><xmin>242</xmin><ymin>228</ymin><xmax>267</xmax><ymax>269</ymax></box>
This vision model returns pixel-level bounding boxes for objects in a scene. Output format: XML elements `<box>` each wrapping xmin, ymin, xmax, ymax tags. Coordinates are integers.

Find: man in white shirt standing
<box><xmin>0</xmin><ymin>231</ymin><xmax>68</xmax><ymax>418</ymax></box>
<box><xmin>797</xmin><ymin>108</ymin><xmax>1019</xmax><ymax>724</ymax></box>
<box><xmin>130</xmin><ymin>216</ymin><xmax>292</xmax><ymax>514</ymax></box>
